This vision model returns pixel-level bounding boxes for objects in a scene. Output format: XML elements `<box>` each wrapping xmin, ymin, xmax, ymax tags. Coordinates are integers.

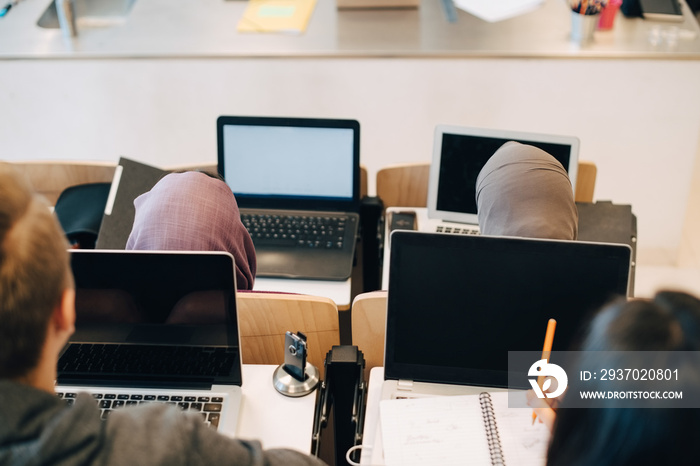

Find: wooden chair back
<box><xmin>574</xmin><ymin>161</ymin><xmax>597</xmax><ymax>203</ymax></box>
<box><xmin>237</xmin><ymin>292</ymin><xmax>339</xmax><ymax>377</ymax></box>
<box><xmin>376</xmin><ymin>161</ymin><xmax>597</xmax><ymax>208</ymax></box>
<box><xmin>5</xmin><ymin>160</ymin><xmax>116</xmax><ymax>205</ymax></box>
<box><xmin>351</xmin><ymin>291</ymin><xmax>388</xmax><ymax>382</ymax></box>
<box><xmin>360</xmin><ymin>165</ymin><xmax>368</xmax><ymax>199</ymax></box>
<box><xmin>376</xmin><ymin>163</ymin><xmax>430</xmax><ymax>208</ymax></box>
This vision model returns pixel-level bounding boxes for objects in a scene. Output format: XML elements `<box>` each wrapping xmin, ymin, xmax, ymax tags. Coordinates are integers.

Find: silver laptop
<box><xmin>424</xmin><ymin>125</ymin><xmax>580</xmax><ymax>234</ymax></box>
<box><xmin>369</xmin><ymin>231</ymin><xmax>631</xmax><ymax>463</ymax></box>
<box><xmin>55</xmin><ymin>250</ymin><xmax>243</xmax><ymax>435</ymax></box>
<box><xmin>217</xmin><ymin>116</ymin><xmax>361</xmax><ymax>281</ymax></box>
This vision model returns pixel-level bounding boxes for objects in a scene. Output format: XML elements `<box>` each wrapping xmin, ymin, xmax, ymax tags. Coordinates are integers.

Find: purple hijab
<box><xmin>126</xmin><ymin>171</ymin><xmax>257</xmax><ymax>290</ymax></box>
<box><xmin>475</xmin><ymin>141</ymin><xmax>578</xmax><ymax>240</ymax></box>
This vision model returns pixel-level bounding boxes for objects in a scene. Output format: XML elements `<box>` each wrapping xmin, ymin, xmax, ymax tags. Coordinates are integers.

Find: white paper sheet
<box><xmin>452</xmin><ymin>0</ymin><xmax>544</xmax><ymax>22</ymax></box>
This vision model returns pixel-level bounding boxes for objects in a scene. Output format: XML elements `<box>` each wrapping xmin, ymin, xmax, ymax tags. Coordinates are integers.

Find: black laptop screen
<box><xmin>385</xmin><ymin>232</ymin><xmax>631</xmax><ymax>388</ymax></box>
<box><xmin>436</xmin><ymin>133</ymin><xmax>574</xmax><ymax>215</ymax></box>
<box><xmin>62</xmin><ymin>250</ymin><xmax>241</xmax><ymax>386</ymax></box>
<box><xmin>217</xmin><ymin>116</ymin><xmax>360</xmax><ymax>212</ymax></box>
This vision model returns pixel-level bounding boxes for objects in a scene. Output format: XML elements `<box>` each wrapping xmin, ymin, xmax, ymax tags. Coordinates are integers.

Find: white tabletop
<box><xmin>254</xmin><ymin>277</ymin><xmax>352</xmax><ymax>311</ymax></box>
<box><xmin>3</xmin><ymin>0</ymin><xmax>700</xmax><ymax>59</ymax></box>
<box><xmin>239</xmin><ymin>364</ymin><xmax>318</xmax><ymax>453</ymax></box>
<box><xmin>360</xmin><ymin>367</ymin><xmax>385</xmax><ymax>465</ymax></box>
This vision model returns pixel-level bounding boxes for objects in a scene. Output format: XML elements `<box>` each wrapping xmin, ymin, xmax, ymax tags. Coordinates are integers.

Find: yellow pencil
<box><xmin>532</xmin><ymin>318</ymin><xmax>557</xmax><ymax>424</ymax></box>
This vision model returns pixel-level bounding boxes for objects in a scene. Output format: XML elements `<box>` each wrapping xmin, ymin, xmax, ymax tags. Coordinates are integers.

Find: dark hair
<box><xmin>547</xmin><ymin>291</ymin><xmax>700</xmax><ymax>466</ymax></box>
<box><xmin>0</xmin><ymin>164</ymin><xmax>73</xmax><ymax>378</ymax></box>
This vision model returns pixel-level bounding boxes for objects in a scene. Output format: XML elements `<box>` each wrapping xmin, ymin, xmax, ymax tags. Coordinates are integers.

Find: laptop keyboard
<box><xmin>435</xmin><ymin>225</ymin><xmax>479</xmax><ymax>235</ymax></box>
<box><xmin>56</xmin><ymin>390</ymin><xmax>225</xmax><ymax>428</ymax></box>
<box><xmin>241</xmin><ymin>214</ymin><xmax>348</xmax><ymax>249</ymax></box>
<box><xmin>58</xmin><ymin>344</ymin><xmax>238</xmax><ymax>377</ymax></box>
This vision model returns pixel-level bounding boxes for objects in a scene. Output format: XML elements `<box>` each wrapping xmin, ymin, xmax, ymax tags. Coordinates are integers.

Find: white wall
<box><xmin>2</xmin><ymin>58</ymin><xmax>699</xmax><ymax>262</ymax></box>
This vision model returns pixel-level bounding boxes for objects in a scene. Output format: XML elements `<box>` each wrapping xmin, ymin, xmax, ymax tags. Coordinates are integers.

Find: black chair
<box><xmin>54</xmin><ymin>182</ymin><xmax>111</xmax><ymax>249</ymax></box>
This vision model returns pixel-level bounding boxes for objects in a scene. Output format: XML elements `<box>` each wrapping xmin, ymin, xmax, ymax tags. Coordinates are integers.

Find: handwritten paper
<box><xmin>380</xmin><ymin>395</ymin><xmax>489</xmax><ymax>466</ymax></box>
<box><xmin>379</xmin><ymin>392</ymin><xmax>549</xmax><ymax>466</ymax></box>
<box><xmin>491</xmin><ymin>391</ymin><xmax>550</xmax><ymax>466</ymax></box>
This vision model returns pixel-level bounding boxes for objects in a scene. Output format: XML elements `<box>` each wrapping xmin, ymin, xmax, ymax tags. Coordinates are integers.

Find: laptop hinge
<box><xmin>397</xmin><ymin>379</ymin><xmax>414</xmax><ymax>391</ymax></box>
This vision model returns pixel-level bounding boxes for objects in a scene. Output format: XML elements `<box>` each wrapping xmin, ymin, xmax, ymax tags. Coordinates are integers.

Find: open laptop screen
<box><xmin>217</xmin><ymin>116</ymin><xmax>360</xmax><ymax>212</ymax></box>
<box><xmin>64</xmin><ymin>250</ymin><xmax>242</xmax><ymax>386</ymax></box>
<box><xmin>428</xmin><ymin>126</ymin><xmax>580</xmax><ymax>225</ymax></box>
<box><xmin>385</xmin><ymin>232</ymin><xmax>631</xmax><ymax>388</ymax></box>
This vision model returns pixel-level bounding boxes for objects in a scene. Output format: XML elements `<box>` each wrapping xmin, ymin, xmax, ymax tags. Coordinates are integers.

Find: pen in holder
<box><xmin>570</xmin><ymin>0</ymin><xmax>607</xmax><ymax>44</ymax></box>
<box><xmin>55</xmin><ymin>0</ymin><xmax>78</xmax><ymax>38</ymax></box>
<box><xmin>273</xmin><ymin>331</ymin><xmax>320</xmax><ymax>397</ymax></box>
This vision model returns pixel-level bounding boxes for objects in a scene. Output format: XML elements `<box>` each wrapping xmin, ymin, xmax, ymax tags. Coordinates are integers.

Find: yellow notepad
<box><xmin>237</xmin><ymin>0</ymin><xmax>318</xmax><ymax>34</ymax></box>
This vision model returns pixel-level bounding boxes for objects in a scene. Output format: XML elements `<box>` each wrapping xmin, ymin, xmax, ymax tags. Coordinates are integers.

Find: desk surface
<box><xmin>253</xmin><ymin>277</ymin><xmax>352</xmax><ymax>311</ymax></box>
<box><xmin>360</xmin><ymin>367</ymin><xmax>386</xmax><ymax>465</ymax></box>
<box><xmin>1</xmin><ymin>0</ymin><xmax>700</xmax><ymax>59</ymax></box>
<box><xmin>239</xmin><ymin>365</ymin><xmax>317</xmax><ymax>453</ymax></box>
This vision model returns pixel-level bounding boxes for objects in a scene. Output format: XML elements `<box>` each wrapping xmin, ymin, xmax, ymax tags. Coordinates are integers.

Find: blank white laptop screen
<box><xmin>428</xmin><ymin>125</ymin><xmax>580</xmax><ymax>225</ymax></box>
<box><xmin>221</xmin><ymin>124</ymin><xmax>354</xmax><ymax>201</ymax></box>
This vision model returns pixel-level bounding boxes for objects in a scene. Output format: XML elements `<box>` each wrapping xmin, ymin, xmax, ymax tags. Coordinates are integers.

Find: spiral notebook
<box><xmin>379</xmin><ymin>391</ymin><xmax>548</xmax><ymax>466</ymax></box>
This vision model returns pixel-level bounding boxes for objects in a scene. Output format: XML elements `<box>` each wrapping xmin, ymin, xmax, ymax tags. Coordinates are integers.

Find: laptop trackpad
<box><xmin>126</xmin><ymin>326</ymin><xmax>194</xmax><ymax>344</ymax></box>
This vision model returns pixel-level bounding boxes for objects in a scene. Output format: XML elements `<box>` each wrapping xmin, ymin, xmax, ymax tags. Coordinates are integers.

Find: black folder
<box><xmin>95</xmin><ymin>157</ymin><xmax>168</xmax><ymax>249</ymax></box>
<box><xmin>639</xmin><ymin>0</ymin><xmax>683</xmax><ymax>21</ymax></box>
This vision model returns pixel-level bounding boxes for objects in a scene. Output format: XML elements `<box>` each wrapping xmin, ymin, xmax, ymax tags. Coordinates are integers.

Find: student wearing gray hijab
<box><xmin>475</xmin><ymin>141</ymin><xmax>578</xmax><ymax>240</ymax></box>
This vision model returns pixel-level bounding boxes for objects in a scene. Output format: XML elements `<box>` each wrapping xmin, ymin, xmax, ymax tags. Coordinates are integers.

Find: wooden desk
<box><xmin>239</xmin><ymin>364</ymin><xmax>318</xmax><ymax>453</ymax></box>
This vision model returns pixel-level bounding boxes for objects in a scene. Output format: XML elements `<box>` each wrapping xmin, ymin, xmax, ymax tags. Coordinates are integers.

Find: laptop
<box><xmin>217</xmin><ymin>116</ymin><xmax>361</xmax><ymax>281</ymax></box>
<box><xmin>369</xmin><ymin>231</ymin><xmax>631</xmax><ymax>463</ymax></box>
<box><xmin>424</xmin><ymin>125</ymin><xmax>580</xmax><ymax>235</ymax></box>
<box><xmin>55</xmin><ymin>250</ymin><xmax>243</xmax><ymax>435</ymax></box>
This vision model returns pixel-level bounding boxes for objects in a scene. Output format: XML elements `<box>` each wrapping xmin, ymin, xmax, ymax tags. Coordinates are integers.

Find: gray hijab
<box><xmin>475</xmin><ymin>141</ymin><xmax>578</xmax><ymax>240</ymax></box>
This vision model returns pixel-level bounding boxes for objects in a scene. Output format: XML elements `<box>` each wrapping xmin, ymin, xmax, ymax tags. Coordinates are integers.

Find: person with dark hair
<box><xmin>126</xmin><ymin>171</ymin><xmax>257</xmax><ymax>290</ymax></box>
<box><xmin>529</xmin><ymin>290</ymin><xmax>700</xmax><ymax>466</ymax></box>
<box><xmin>475</xmin><ymin>141</ymin><xmax>578</xmax><ymax>240</ymax></box>
<box><xmin>0</xmin><ymin>164</ymin><xmax>324</xmax><ymax>466</ymax></box>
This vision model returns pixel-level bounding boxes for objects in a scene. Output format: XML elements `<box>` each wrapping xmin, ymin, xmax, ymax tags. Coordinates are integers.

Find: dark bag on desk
<box><xmin>621</xmin><ymin>0</ymin><xmax>643</xmax><ymax>16</ymax></box>
<box><xmin>576</xmin><ymin>201</ymin><xmax>637</xmax><ymax>294</ymax></box>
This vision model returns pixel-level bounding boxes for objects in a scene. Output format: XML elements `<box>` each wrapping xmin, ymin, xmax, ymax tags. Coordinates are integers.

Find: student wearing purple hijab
<box><xmin>126</xmin><ymin>171</ymin><xmax>257</xmax><ymax>290</ymax></box>
<box><xmin>475</xmin><ymin>141</ymin><xmax>578</xmax><ymax>240</ymax></box>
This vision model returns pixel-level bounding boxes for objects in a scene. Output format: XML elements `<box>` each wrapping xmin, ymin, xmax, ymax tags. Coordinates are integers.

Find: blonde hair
<box><xmin>0</xmin><ymin>164</ymin><xmax>73</xmax><ymax>378</ymax></box>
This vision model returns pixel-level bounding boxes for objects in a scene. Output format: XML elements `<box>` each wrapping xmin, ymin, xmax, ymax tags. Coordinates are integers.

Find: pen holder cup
<box><xmin>597</xmin><ymin>0</ymin><xmax>622</xmax><ymax>30</ymax></box>
<box><xmin>571</xmin><ymin>11</ymin><xmax>599</xmax><ymax>44</ymax></box>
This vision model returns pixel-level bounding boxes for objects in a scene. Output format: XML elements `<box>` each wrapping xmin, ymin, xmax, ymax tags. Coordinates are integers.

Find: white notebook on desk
<box><xmin>380</xmin><ymin>391</ymin><xmax>549</xmax><ymax>466</ymax></box>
